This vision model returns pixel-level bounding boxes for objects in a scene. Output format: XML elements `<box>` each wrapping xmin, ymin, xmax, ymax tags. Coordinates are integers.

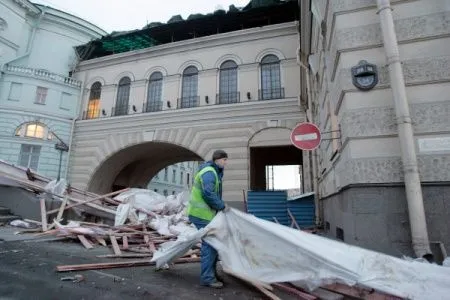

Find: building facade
<box><xmin>0</xmin><ymin>0</ymin><xmax>106</xmax><ymax>179</ymax></box>
<box><xmin>300</xmin><ymin>0</ymin><xmax>450</xmax><ymax>257</ymax></box>
<box><xmin>67</xmin><ymin>1</ymin><xmax>309</xmax><ymax>209</ymax></box>
<box><xmin>147</xmin><ymin>161</ymin><xmax>198</xmax><ymax>196</ymax></box>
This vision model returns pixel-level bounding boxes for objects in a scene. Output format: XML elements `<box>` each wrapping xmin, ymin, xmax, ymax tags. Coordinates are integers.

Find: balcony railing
<box><xmin>82</xmin><ymin>109</ymin><xmax>102</xmax><ymax>120</ymax></box>
<box><xmin>258</xmin><ymin>87</ymin><xmax>285</xmax><ymax>100</ymax></box>
<box><xmin>112</xmin><ymin>105</ymin><xmax>130</xmax><ymax>116</ymax></box>
<box><xmin>4</xmin><ymin>64</ymin><xmax>82</xmax><ymax>88</ymax></box>
<box><xmin>216</xmin><ymin>92</ymin><xmax>240</xmax><ymax>105</ymax></box>
<box><xmin>177</xmin><ymin>96</ymin><xmax>199</xmax><ymax>109</ymax></box>
<box><xmin>143</xmin><ymin>101</ymin><xmax>163</xmax><ymax>113</ymax></box>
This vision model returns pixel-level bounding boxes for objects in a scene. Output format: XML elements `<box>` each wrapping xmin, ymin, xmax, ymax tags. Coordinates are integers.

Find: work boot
<box><xmin>202</xmin><ymin>281</ymin><xmax>224</xmax><ymax>289</ymax></box>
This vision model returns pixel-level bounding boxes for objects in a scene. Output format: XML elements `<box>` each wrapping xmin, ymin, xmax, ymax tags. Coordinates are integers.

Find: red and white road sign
<box><xmin>290</xmin><ymin>122</ymin><xmax>321</xmax><ymax>150</ymax></box>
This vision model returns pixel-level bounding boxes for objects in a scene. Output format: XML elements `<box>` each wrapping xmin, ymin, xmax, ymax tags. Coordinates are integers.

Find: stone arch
<box><xmin>177</xmin><ymin>60</ymin><xmax>203</xmax><ymax>74</ymax></box>
<box><xmin>144</xmin><ymin>66</ymin><xmax>168</xmax><ymax>79</ymax></box>
<box><xmin>255</xmin><ymin>48</ymin><xmax>286</xmax><ymax>63</ymax></box>
<box><xmin>85</xmin><ymin>77</ymin><xmax>106</xmax><ymax>89</ymax></box>
<box><xmin>113</xmin><ymin>71</ymin><xmax>135</xmax><ymax>84</ymax></box>
<box><xmin>248</xmin><ymin>126</ymin><xmax>294</xmax><ymax>147</ymax></box>
<box><xmin>214</xmin><ymin>54</ymin><xmax>243</xmax><ymax>69</ymax></box>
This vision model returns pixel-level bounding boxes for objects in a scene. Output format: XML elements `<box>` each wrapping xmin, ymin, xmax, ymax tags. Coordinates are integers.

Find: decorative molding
<box><xmin>329</xmin><ymin>11</ymin><xmax>450</xmax><ymax>80</ymax></box>
<box><xmin>113</xmin><ymin>71</ymin><xmax>135</xmax><ymax>84</ymax></box>
<box><xmin>340</xmin><ymin>101</ymin><xmax>450</xmax><ymax>141</ymax></box>
<box><xmin>214</xmin><ymin>54</ymin><xmax>244</xmax><ymax>68</ymax></box>
<box><xmin>143</xmin><ymin>66</ymin><xmax>169</xmax><ymax>79</ymax></box>
<box><xmin>255</xmin><ymin>48</ymin><xmax>287</xmax><ymax>63</ymax></box>
<box><xmin>331</xmin><ymin>55</ymin><xmax>450</xmax><ymax>115</ymax></box>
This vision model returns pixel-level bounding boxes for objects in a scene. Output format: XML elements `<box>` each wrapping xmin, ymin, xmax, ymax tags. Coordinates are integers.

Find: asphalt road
<box><xmin>0</xmin><ymin>229</ymin><xmax>294</xmax><ymax>300</ymax></box>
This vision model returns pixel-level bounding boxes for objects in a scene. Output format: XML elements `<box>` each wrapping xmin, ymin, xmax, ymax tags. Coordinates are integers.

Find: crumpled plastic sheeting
<box><xmin>113</xmin><ymin>189</ymin><xmax>192</xmax><ymax>234</ymax></box>
<box><xmin>151</xmin><ymin>208</ymin><xmax>450</xmax><ymax>300</ymax></box>
<box><xmin>44</xmin><ymin>179</ymin><xmax>67</xmax><ymax>196</ymax></box>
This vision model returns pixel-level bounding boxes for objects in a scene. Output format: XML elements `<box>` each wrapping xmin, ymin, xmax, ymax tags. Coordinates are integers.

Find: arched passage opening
<box><xmin>87</xmin><ymin>142</ymin><xmax>203</xmax><ymax>194</ymax></box>
<box><xmin>248</xmin><ymin>127</ymin><xmax>303</xmax><ymax>194</ymax></box>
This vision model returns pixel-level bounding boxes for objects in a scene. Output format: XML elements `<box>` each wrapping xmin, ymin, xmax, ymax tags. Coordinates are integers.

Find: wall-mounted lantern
<box><xmin>351</xmin><ymin>60</ymin><xmax>378</xmax><ymax>91</ymax></box>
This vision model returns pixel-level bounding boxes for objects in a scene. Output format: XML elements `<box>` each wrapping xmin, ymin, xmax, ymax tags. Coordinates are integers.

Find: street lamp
<box><xmin>51</xmin><ymin>131</ymin><xmax>69</xmax><ymax>181</ymax></box>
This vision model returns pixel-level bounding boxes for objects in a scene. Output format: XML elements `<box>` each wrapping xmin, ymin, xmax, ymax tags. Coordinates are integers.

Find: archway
<box><xmin>87</xmin><ymin>142</ymin><xmax>203</xmax><ymax>194</ymax></box>
<box><xmin>248</xmin><ymin>127</ymin><xmax>303</xmax><ymax>192</ymax></box>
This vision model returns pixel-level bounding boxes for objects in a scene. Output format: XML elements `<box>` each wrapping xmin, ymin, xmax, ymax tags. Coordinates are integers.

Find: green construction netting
<box><xmin>100</xmin><ymin>34</ymin><xmax>160</xmax><ymax>53</ymax></box>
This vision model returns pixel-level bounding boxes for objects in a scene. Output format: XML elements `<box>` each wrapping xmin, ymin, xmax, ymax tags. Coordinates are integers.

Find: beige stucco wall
<box><xmin>308</xmin><ymin>0</ymin><xmax>450</xmax><ymax>197</ymax></box>
<box><xmin>68</xmin><ymin>22</ymin><xmax>308</xmax><ymax>204</ymax></box>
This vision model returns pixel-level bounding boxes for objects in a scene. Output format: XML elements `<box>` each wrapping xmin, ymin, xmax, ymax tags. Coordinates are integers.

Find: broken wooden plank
<box><xmin>272</xmin><ymin>283</ymin><xmax>317</xmax><ymax>300</ymax></box>
<box><xmin>39</xmin><ymin>198</ymin><xmax>48</xmax><ymax>231</ymax></box>
<box><xmin>56</xmin><ymin>257</ymin><xmax>200</xmax><ymax>272</ymax></box>
<box><xmin>95</xmin><ymin>237</ymin><xmax>107</xmax><ymax>247</ymax></box>
<box><xmin>77</xmin><ymin>235</ymin><xmax>94</xmax><ymax>249</ymax></box>
<box><xmin>122</xmin><ymin>236</ymin><xmax>129</xmax><ymax>250</ymax></box>
<box><xmin>223</xmin><ymin>268</ymin><xmax>273</xmax><ymax>291</ymax></box>
<box><xmin>272</xmin><ymin>217</ymin><xmax>280</xmax><ymax>224</ymax></box>
<box><xmin>46</xmin><ymin>188</ymin><xmax>129</xmax><ymax>215</ymax></box>
<box><xmin>322</xmin><ymin>283</ymin><xmax>402</xmax><ymax>300</ymax></box>
<box><xmin>287</xmin><ymin>208</ymin><xmax>301</xmax><ymax>230</ymax></box>
<box><xmin>109</xmin><ymin>235</ymin><xmax>122</xmax><ymax>255</ymax></box>
<box><xmin>96</xmin><ymin>254</ymin><xmax>152</xmax><ymax>259</ymax></box>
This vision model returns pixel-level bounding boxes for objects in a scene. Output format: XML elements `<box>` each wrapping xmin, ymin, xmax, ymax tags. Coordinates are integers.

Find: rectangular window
<box><xmin>8</xmin><ymin>82</ymin><xmax>22</xmax><ymax>101</ymax></box>
<box><xmin>35</xmin><ymin>87</ymin><xmax>48</xmax><ymax>105</ymax></box>
<box><xmin>187</xmin><ymin>173</ymin><xmax>190</xmax><ymax>186</ymax></box>
<box><xmin>180</xmin><ymin>171</ymin><xmax>184</xmax><ymax>184</ymax></box>
<box><xmin>163</xmin><ymin>190</ymin><xmax>168</xmax><ymax>196</ymax></box>
<box><xmin>172</xmin><ymin>170</ymin><xmax>176</xmax><ymax>183</ymax></box>
<box><xmin>87</xmin><ymin>99</ymin><xmax>100</xmax><ymax>119</ymax></box>
<box><xmin>18</xmin><ymin>144</ymin><xmax>41</xmax><ymax>170</ymax></box>
<box><xmin>60</xmin><ymin>92</ymin><xmax>71</xmax><ymax>110</ymax></box>
<box><xmin>164</xmin><ymin>167</ymin><xmax>168</xmax><ymax>181</ymax></box>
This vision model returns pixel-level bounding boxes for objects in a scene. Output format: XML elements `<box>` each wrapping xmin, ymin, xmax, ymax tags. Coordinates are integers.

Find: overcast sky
<box><xmin>32</xmin><ymin>0</ymin><xmax>250</xmax><ymax>33</ymax></box>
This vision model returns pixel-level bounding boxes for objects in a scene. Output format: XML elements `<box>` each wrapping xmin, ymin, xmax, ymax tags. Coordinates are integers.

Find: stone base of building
<box><xmin>321</xmin><ymin>184</ymin><xmax>450</xmax><ymax>260</ymax></box>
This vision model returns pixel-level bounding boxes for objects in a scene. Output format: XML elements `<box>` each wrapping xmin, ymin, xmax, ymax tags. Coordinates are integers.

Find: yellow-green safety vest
<box><xmin>187</xmin><ymin>166</ymin><xmax>220</xmax><ymax>221</ymax></box>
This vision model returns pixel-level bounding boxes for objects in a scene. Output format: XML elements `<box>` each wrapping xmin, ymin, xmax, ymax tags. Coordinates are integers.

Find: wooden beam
<box><xmin>39</xmin><ymin>198</ymin><xmax>48</xmax><ymax>231</ymax></box>
<box><xmin>287</xmin><ymin>208</ymin><xmax>301</xmax><ymax>230</ymax></box>
<box><xmin>46</xmin><ymin>188</ymin><xmax>129</xmax><ymax>215</ymax></box>
<box><xmin>77</xmin><ymin>235</ymin><xmax>94</xmax><ymax>249</ymax></box>
<box><xmin>56</xmin><ymin>257</ymin><xmax>200</xmax><ymax>272</ymax></box>
<box><xmin>109</xmin><ymin>235</ymin><xmax>122</xmax><ymax>255</ymax></box>
<box><xmin>272</xmin><ymin>283</ymin><xmax>317</xmax><ymax>300</ymax></box>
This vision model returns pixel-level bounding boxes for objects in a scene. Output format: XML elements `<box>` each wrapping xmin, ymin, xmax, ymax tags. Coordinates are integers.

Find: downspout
<box><xmin>2</xmin><ymin>7</ymin><xmax>47</xmax><ymax>67</ymax></box>
<box><xmin>63</xmin><ymin>116</ymin><xmax>77</xmax><ymax>180</ymax></box>
<box><xmin>376</xmin><ymin>0</ymin><xmax>432</xmax><ymax>259</ymax></box>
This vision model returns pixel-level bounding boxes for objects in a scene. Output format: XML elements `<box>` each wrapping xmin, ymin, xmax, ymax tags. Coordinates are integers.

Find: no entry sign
<box><xmin>290</xmin><ymin>122</ymin><xmax>321</xmax><ymax>150</ymax></box>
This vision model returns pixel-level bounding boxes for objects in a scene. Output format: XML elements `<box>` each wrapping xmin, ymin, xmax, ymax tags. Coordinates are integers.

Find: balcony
<box><xmin>112</xmin><ymin>105</ymin><xmax>130</xmax><ymax>116</ymax></box>
<box><xmin>4</xmin><ymin>64</ymin><xmax>82</xmax><ymax>88</ymax></box>
<box><xmin>258</xmin><ymin>88</ymin><xmax>285</xmax><ymax>100</ymax></box>
<box><xmin>216</xmin><ymin>92</ymin><xmax>240</xmax><ymax>105</ymax></box>
<box><xmin>143</xmin><ymin>101</ymin><xmax>163</xmax><ymax>113</ymax></box>
<box><xmin>177</xmin><ymin>96</ymin><xmax>199</xmax><ymax>109</ymax></box>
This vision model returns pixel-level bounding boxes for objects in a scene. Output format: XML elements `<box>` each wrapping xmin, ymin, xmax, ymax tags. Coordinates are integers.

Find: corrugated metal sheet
<box><xmin>247</xmin><ymin>190</ymin><xmax>315</xmax><ymax>228</ymax></box>
<box><xmin>287</xmin><ymin>193</ymin><xmax>315</xmax><ymax>228</ymax></box>
<box><xmin>247</xmin><ymin>191</ymin><xmax>289</xmax><ymax>226</ymax></box>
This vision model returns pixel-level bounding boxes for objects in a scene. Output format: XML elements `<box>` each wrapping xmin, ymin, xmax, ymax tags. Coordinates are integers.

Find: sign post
<box><xmin>290</xmin><ymin>123</ymin><xmax>321</xmax><ymax>151</ymax></box>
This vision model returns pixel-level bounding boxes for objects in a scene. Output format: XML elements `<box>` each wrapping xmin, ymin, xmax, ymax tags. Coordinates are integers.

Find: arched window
<box><xmin>260</xmin><ymin>54</ymin><xmax>283</xmax><ymax>100</ymax></box>
<box><xmin>86</xmin><ymin>81</ymin><xmax>101</xmax><ymax>119</ymax></box>
<box><xmin>145</xmin><ymin>72</ymin><xmax>163</xmax><ymax>112</ymax></box>
<box><xmin>219</xmin><ymin>60</ymin><xmax>238</xmax><ymax>104</ymax></box>
<box><xmin>15</xmin><ymin>122</ymin><xmax>52</xmax><ymax>140</ymax></box>
<box><xmin>180</xmin><ymin>66</ymin><xmax>198</xmax><ymax>108</ymax></box>
<box><xmin>114</xmin><ymin>77</ymin><xmax>131</xmax><ymax>116</ymax></box>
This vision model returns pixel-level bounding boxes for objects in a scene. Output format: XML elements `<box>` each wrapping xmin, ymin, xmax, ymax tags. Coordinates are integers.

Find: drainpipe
<box><xmin>63</xmin><ymin>117</ymin><xmax>77</xmax><ymax>180</ymax></box>
<box><xmin>2</xmin><ymin>7</ymin><xmax>47</xmax><ymax>68</ymax></box>
<box><xmin>376</xmin><ymin>0</ymin><xmax>432</xmax><ymax>259</ymax></box>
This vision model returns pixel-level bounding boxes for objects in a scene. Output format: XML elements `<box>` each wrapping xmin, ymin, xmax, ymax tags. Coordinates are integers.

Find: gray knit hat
<box><xmin>212</xmin><ymin>150</ymin><xmax>228</xmax><ymax>161</ymax></box>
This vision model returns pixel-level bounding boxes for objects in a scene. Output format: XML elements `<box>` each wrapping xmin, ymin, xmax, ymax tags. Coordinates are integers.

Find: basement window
<box><xmin>336</xmin><ymin>227</ymin><xmax>344</xmax><ymax>241</ymax></box>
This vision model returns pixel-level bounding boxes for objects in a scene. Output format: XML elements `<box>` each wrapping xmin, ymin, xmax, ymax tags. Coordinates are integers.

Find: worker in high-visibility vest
<box><xmin>187</xmin><ymin>149</ymin><xmax>230</xmax><ymax>289</ymax></box>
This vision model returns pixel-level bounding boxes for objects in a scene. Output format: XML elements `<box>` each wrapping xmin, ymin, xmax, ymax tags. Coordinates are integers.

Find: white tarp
<box><xmin>152</xmin><ymin>208</ymin><xmax>450</xmax><ymax>300</ymax></box>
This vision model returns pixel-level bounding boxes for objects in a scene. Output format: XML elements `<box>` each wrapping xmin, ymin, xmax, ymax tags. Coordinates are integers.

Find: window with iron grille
<box><xmin>180</xmin><ymin>171</ymin><xmax>184</xmax><ymax>184</ymax></box>
<box><xmin>35</xmin><ymin>86</ymin><xmax>48</xmax><ymax>104</ymax></box>
<box><xmin>260</xmin><ymin>55</ymin><xmax>282</xmax><ymax>100</ymax></box>
<box><xmin>219</xmin><ymin>60</ymin><xmax>238</xmax><ymax>104</ymax></box>
<box><xmin>87</xmin><ymin>82</ymin><xmax>102</xmax><ymax>119</ymax></box>
<box><xmin>146</xmin><ymin>72</ymin><xmax>163</xmax><ymax>112</ymax></box>
<box><xmin>18</xmin><ymin>144</ymin><xmax>41</xmax><ymax>170</ymax></box>
<box><xmin>172</xmin><ymin>169</ymin><xmax>176</xmax><ymax>183</ymax></box>
<box><xmin>114</xmin><ymin>77</ymin><xmax>131</xmax><ymax>116</ymax></box>
<box><xmin>163</xmin><ymin>190</ymin><xmax>168</xmax><ymax>196</ymax></box>
<box><xmin>180</xmin><ymin>66</ymin><xmax>198</xmax><ymax>108</ymax></box>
